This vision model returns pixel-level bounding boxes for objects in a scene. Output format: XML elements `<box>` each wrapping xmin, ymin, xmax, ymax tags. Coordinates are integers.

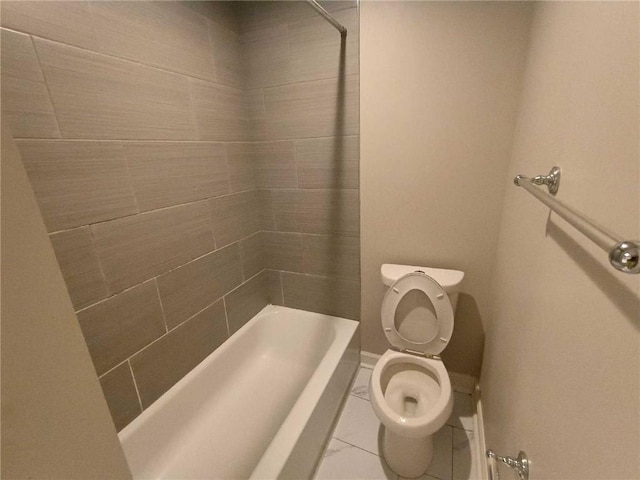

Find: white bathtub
<box><xmin>119</xmin><ymin>305</ymin><xmax>360</xmax><ymax>480</ymax></box>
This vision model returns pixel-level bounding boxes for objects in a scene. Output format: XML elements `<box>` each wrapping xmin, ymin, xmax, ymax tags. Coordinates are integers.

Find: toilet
<box><xmin>369</xmin><ymin>264</ymin><xmax>464</xmax><ymax>478</ymax></box>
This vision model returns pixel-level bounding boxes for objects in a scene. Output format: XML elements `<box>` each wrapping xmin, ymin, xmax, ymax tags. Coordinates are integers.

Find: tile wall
<box><xmin>1</xmin><ymin>0</ymin><xmax>359</xmax><ymax>432</ymax></box>
<box><xmin>238</xmin><ymin>1</ymin><xmax>361</xmax><ymax>320</ymax></box>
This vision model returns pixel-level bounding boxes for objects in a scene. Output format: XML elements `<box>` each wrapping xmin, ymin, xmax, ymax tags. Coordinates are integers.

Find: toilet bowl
<box><xmin>369</xmin><ymin>264</ymin><xmax>464</xmax><ymax>478</ymax></box>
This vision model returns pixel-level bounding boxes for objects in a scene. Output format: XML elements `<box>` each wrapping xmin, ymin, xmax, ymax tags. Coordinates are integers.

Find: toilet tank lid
<box><xmin>380</xmin><ymin>264</ymin><xmax>464</xmax><ymax>292</ymax></box>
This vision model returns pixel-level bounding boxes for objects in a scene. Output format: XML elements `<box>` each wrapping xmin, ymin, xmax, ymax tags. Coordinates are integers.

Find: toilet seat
<box><xmin>381</xmin><ymin>272</ymin><xmax>454</xmax><ymax>356</ymax></box>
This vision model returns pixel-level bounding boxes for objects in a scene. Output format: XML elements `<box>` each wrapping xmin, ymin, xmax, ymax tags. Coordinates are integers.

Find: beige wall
<box><xmin>360</xmin><ymin>1</ymin><xmax>532</xmax><ymax>376</ymax></box>
<box><xmin>481</xmin><ymin>2</ymin><xmax>639</xmax><ymax>479</ymax></box>
<box><xmin>1</xmin><ymin>117</ymin><xmax>132</xmax><ymax>479</ymax></box>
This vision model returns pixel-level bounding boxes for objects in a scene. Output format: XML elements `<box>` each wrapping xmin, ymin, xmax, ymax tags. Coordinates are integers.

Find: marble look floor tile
<box><xmin>333</xmin><ymin>395</ymin><xmax>382</xmax><ymax>456</ymax></box>
<box><xmin>425</xmin><ymin>425</ymin><xmax>453</xmax><ymax>480</ymax></box>
<box><xmin>447</xmin><ymin>392</ymin><xmax>474</xmax><ymax>431</ymax></box>
<box><xmin>315</xmin><ymin>364</ymin><xmax>479</xmax><ymax>480</ymax></box>
<box><xmin>452</xmin><ymin>428</ymin><xmax>477</xmax><ymax>480</ymax></box>
<box><xmin>314</xmin><ymin>438</ymin><xmax>397</xmax><ymax>480</ymax></box>
<box><xmin>351</xmin><ymin>367</ymin><xmax>372</xmax><ymax>401</ymax></box>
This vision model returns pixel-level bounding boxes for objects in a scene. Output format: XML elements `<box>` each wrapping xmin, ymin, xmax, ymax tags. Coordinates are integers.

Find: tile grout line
<box><xmin>44</xmin><ymin>187</ymin><xmax>358</xmax><ymax>238</ymax></box>
<box><xmin>73</xmin><ymin>240</ymin><xmax>248</xmax><ymax>314</ymax></box>
<box><xmin>329</xmin><ymin>436</ymin><xmax>380</xmax><ymax>460</ymax></box>
<box><xmin>89</xmin><ymin>267</ymin><xmax>262</xmax><ymax>372</ymax></box>
<box><xmin>73</xmin><ymin>230</ymin><xmax>352</xmax><ymax>317</ymax></box>
<box><xmin>261</xmin><ymin>72</ymin><xmax>360</xmax><ymax>93</ymax></box>
<box><xmin>127</xmin><ymin>359</ymin><xmax>144</xmax><ymax>413</ymax></box>
<box><xmin>153</xmin><ymin>278</ymin><xmax>169</xmax><ymax>334</ymax></box>
<box><xmin>238</xmin><ymin>233</ymin><xmax>248</xmax><ymax>282</ymax></box>
<box><xmin>75</xmin><ymin>277</ymin><xmax>158</xmax><ymax>315</ymax></box>
<box><xmin>156</xmin><ymin>266</ymin><xmax>265</xmax><ymax>337</ymax></box>
<box><xmin>97</xmin><ymin>358</ymin><xmax>129</xmax><ymax>380</ymax></box>
<box><xmin>222</xmin><ymin>297</ymin><xmax>231</xmax><ymax>337</ymax></box>
<box><xmin>223</xmin><ymin>267</ymin><xmax>266</xmax><ymax>299</ymax></box>
<box><xmin>276</xmin><ymin>269</ymin><xmax>360</xmax><ymax>283</ymax></box>
<box><xmin>2</xmin><ymin>26</ymin><xmax>241</xmax><ymax>91</ymax></box>
<box><xmin>106</xmin><ymin>290</ymin><xmax>232</xmax><ymax>383</ymax></box>
<box><xmin>28</xmin><ymin>32</ymin><xmax>63</xmax><ymax>138</ymax></box>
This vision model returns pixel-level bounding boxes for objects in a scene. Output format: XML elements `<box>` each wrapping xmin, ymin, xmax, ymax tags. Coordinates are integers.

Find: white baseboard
<box><xmin>473</xmin><ymin>384</ymin><xmax>489</xmax><ymax>480</ymax></box>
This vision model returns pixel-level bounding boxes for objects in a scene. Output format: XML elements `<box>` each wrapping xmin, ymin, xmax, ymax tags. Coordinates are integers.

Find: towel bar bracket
<box><xmin>487</xmin><ymin>449</ymin><xmax>530</xmax><ymax>480</ymax></box>
<box><xmin>514</xmin><ymin>166</ymin><xmax>561</xmax><ymax>195</ymax></box>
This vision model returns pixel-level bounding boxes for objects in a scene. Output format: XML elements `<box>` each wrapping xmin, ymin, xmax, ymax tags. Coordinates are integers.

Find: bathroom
<box><xmin>1</xmin><ymin>1</ymin><xmax>638</xmax><ymax>479</ymax></box>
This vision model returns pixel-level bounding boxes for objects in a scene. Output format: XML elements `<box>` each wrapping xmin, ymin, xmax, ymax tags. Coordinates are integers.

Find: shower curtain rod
<box><xmin>306</xmin><ymin>0</ymin><xmax>347</xmax><ymax>35</ymax></box>
<box><xmin>514</xmin><ymin>167</ymin><xmax>639</xmax><ymax>274</ymax></box>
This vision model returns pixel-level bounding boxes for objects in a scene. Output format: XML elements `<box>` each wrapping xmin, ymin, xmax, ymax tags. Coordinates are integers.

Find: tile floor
<box><xmin>313</xmin><ymin>366</ymin><xmax>479</xmax><ymax>480</ymax></box>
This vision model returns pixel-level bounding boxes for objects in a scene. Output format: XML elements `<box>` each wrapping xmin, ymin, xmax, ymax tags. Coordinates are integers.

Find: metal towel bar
<box><xmin>514</xmin><ymin>167</ymin><xmax>639</xmax><ymax>274</ymax></box>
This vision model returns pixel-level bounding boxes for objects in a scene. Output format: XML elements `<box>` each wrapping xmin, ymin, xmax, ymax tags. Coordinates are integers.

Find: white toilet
<box><xmin>369</xmin><ymin>264</ymin><xmax>464</xmax><ymax>478</ymax></box>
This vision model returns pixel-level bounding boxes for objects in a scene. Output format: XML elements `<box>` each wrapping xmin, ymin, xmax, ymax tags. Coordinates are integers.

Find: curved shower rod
<box><xmin>306</xmin><ymin>0</ymin><xmax>348</xmax><ymax>36</ymax></box>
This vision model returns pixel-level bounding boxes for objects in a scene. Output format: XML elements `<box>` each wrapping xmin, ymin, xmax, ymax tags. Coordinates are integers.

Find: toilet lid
<box><xmin>381</xmin><ymin>272</ymin><xmax>454</xmax><ymax>356</ymax></box>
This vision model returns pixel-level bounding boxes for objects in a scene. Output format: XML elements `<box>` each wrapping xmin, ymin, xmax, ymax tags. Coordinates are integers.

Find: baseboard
<box><xmin>473</xmin><ymin>383</ymin><xmax>489</xmax><ymax>480</ymax></box>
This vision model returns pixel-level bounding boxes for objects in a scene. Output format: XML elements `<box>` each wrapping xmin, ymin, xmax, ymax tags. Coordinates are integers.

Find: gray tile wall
<box><xmin>1</xmin><ymin>0</ymin><xmax>359</xmax><ymax>432</ymax></box>
<box><xmin>238</xmin><ymin>1</ymin><xmax>361</xmax><ymax>321</ymax></box>
<box><xmin>1</xmin><ymin>1</ymin><xmax>267</xmax><ymax>432</ymax></box>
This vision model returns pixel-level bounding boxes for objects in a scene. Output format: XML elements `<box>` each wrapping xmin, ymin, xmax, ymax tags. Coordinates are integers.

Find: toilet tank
<box><xmin>380</xmin><ymin>264</ymin><xmax>465</xmax><ymax>312</ymax></box>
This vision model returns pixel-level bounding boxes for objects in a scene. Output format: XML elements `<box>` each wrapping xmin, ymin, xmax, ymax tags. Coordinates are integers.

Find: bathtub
<box><xmin>118</xmin><ymin>305</ymin><xmax>360</xmax><ymax>479</ymax></box>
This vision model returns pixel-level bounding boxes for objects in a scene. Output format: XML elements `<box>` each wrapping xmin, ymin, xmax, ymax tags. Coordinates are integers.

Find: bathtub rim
<box><xmin>118</xmin><ymin>304</ymin><xmax>359</xmax><ymax>479</ymax></box>
<box><xmin>249</xmin><ymin>309</ymin><xmax>359</xmax><ymax>478</ymax></box>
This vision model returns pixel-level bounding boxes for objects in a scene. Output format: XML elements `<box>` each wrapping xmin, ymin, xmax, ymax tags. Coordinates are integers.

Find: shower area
<box><xmin>1</xmin><ymin>0</ymin><xmax>359</xmax><ymax>434</ymax></box>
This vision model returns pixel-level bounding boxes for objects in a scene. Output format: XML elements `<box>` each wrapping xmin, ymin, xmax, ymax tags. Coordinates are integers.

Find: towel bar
<box><xmin>514</xmin><ymin>167</ymin><xmax>639</xmax><ymax>274</ymax></box>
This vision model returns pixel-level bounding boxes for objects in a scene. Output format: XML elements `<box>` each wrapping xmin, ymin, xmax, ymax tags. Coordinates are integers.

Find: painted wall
<box><xmin>481</xmin><ymin>2</ymin><xmax>639</xmax><ymax>479</ymax></box>
<box><xmin>1</xmin><ymin>116</ymin><xmax>132</xmax><ymax>479</ymax></box>
<box><xmin>360</xmin><ymin>1</ymin><xmax>532</xmax><ymax>376</ymax></box>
